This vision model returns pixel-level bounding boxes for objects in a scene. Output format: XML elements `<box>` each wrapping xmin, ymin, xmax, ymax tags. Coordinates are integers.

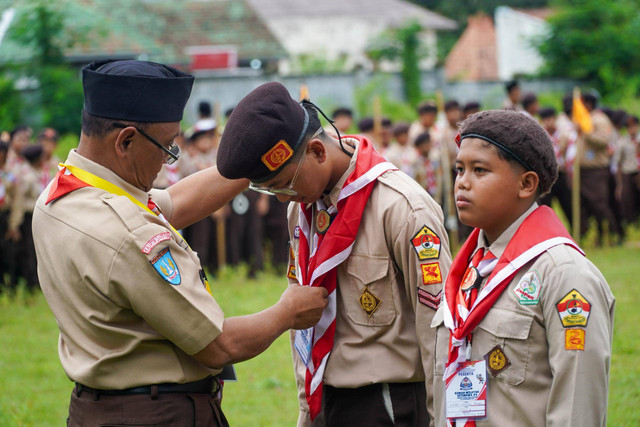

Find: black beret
<box><xmin>216</xmin><ymin>82</ymin><xmax>309</xmax><ymax>182</ymax></box>
<box><xmin>82</xmin><ymin>60</ymin><xmax>194</xmax><ymax>123</ymax></box>
<box><xmin>22</xmin><ymin>144</ymin><xmax>43</xmax><ymax>163</ymax></box>
<box><xmin>358</xmin><ymin>117</ymin><xmax>374</xmax><ymax>132</ymax></box>
<box><xmin>459</xmin><ymin>110</ymin><xmax>558</xmax><ymax>195</ymax></box>
<box><xmin>538</xmin><ymin>107</ymin><xmax>557</xmax><ymax>119</ymax></box>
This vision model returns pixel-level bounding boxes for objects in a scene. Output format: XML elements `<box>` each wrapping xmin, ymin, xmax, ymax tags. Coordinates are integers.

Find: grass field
<box><xmin>1</xmin><ymin>231</ymin><xmax>639</xmax><ymax>426</ymax></box>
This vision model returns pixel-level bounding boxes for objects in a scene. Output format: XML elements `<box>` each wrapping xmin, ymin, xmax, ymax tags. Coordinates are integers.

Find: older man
<box><xmin>33</xmin><ymin>60</ymin><xmax>327</xmax><ymax>426</ymax></box>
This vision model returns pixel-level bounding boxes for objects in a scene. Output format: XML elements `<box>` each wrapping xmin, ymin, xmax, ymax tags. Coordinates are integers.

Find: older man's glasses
<box><xmin>113</xmin><ymin>123</ymin><xmax>181</xmax><ymax>165</ymax></box>
<box><xmin>249</xmin><ymin>128</ymin><xmax>322</xmax><ymax>196</ymax></box>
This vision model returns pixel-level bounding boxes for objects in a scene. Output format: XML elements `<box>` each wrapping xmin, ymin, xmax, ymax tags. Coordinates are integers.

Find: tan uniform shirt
<box><xmin>288</xmin><ymin>139</ymin><xmax>452</xmax><ymax>426</ymax></box>
<box><xmin>432</xmin><ymin>204</ymin><xmax>615</xmax><ymax>426</ymax></box>
<box><xmin>579</xmin><ymin>110</ymin><xmax>614</xmax><ymax>169</ymax></box>
<box><xmin>613</xmin><ymin>134</ymin><xmax>639</xmax><ymax>174</ymax></box>
<box><xmin>385</xmin><ymin>143</ymin><xmax>420</xmax><ymax>179</ymax></box>
<box><xmin>33</xmin><ymin>150</ymin><xmax>224</xmax><ymax>389</ymax></box>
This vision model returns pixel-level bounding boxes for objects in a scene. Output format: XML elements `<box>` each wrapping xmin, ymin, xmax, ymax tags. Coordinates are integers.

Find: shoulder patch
<box><xmin>142</xmin><ymin>231</ymin><xmax>172</xmax><ymax>254</ymax></box>
<box><xmin>565</xmin><ymin>329</ymin><xmax>585</xmax><ymax>350</ymax></box>
<box><xmin>513</xmin><ymin>270</ymin><xmax>542</xmax><ymax>305</ymax></box>
<box><xmin>556</xmin><ymin>289</ymin><xmax>591</xmax><ymax>328</ymax></box>
<box><xmin>411</xmin><ymin>225</ymin><xmax>441</xmax><ymax>260</ymax></box>
<box><xmin>418</xmin><ymin>288</ymin><xmax>441</xmax><ymax>310</ymax></box>
<box><xmin>421</xmin><ymin>262</ymin><xmax>442</xmax><ymax>285</ymax></box>
<box><xmin>150</xmin><ymin>247</ymin><xmax>181</xmax><ymax>285</ymax></box>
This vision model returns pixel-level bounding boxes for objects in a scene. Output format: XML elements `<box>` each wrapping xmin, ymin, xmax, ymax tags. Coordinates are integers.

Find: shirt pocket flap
<box><xmin>476</xmin><ymin>307</ymin><xmax>533</xmax><ymax>340</ymax></box>
<box><xmin>345</xmin><ymin>254</ymin><xmax>389</xmax><ymax>284</ymax></box>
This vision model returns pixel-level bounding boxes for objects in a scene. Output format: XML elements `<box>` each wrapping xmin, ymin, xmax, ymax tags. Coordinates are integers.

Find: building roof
<box><xmin>444</xmin><ymin>13</ymin><xmax>498</xmax><ymax>82</ymax></box>
<box><xmin>245</xmin><ymin>0</ymin><xmax>456</xmax><ymax>30</ymax></box>
<box><xmin>0</xmin><ymin>0</ymin><xmax>286</xmax><ymax>68</ymax></box>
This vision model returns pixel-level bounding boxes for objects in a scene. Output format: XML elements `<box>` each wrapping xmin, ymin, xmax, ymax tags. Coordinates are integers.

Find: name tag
<box><xmin>445</xmin><ymin>360</ymin><xmax>487</xmax><ymax>420</ymax></box>
<box><xmin>294</xmin><ymin>327</ymin><xmax>313</xmax><ymax>366</ymax></box>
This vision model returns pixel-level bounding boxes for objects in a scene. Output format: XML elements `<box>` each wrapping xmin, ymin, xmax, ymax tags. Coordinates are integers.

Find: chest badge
<box><xmin>360</xmin><ymin>287</ymin><xmax>381</xmax><ymax>317</ymax></box>
<box><xmin>513</xmin><ymin>270</ymin><xmax>542</xmax><ymax>305</ymax></box>
<box><xmin>150</xmin><ymin>247</ymin><xmax>181</xmax><ymax>285</ymax></box>
<box><xmin>460</xmin><ymin>266</ymin><xmax>481</xmax><ymax>291</ymax></box>
<box><xmin>486</xmin><ymin>345</ymin><xmax>511</xmax><ymax>377</ymax></box>
<box><xmin>316</xmin><ymin>209</ymin><xmax>331</xmax><ymax>234</ymax></box>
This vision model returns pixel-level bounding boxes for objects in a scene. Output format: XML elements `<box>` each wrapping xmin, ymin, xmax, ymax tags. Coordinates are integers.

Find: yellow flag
<box><xmin>299</xmin><ymin>84</ymin><xmax>309</xmax><ymax>101</ymax></box>
<box><xmin>572</xmin><ymin>88</ymin><xmax>593</xmax><ymax>134</ymax></box>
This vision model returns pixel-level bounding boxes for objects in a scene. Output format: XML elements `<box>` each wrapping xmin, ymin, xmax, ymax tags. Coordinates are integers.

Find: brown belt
<box><xmin>76</xmin><ymin>375</ymin><xmax>221</xmax><ymax>396</ymax></box>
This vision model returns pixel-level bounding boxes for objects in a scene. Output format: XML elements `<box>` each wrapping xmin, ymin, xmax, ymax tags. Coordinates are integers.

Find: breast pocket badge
<box><xmin>150</xmin><ymin>247</ymin><xmax>181</xmax><ymax>285</ymax></box>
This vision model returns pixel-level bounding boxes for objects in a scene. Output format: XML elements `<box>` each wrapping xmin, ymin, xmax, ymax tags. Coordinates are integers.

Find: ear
<box><xmin>114</xmin><ymin>126</ymin><xmax>136</xmax><ymax>159</ymax></box>
<box><xmin>518</xmin><ymin>171</ymin><xmax>539</xmax><ymax>199</ymax></box>
<box><xmin>307</xmin><ymin>138</ymin><xmax>327</xmax><ymax>164</ymax></box>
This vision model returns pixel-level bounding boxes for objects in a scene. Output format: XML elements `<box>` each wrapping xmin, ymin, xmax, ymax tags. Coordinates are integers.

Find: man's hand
<box><xmin>279</xmin><ymin>284</ymin><xmax>329</xmax><ymax>330</ymax></box>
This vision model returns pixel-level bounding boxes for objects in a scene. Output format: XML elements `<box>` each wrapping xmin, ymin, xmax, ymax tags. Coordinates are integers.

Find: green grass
<box><xmin>1</xmin><ymin>232</ymin><xmax>639</xmax><ymax>426</ymax></box>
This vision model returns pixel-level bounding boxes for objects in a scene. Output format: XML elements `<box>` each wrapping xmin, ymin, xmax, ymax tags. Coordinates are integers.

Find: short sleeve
<box><xmin>108</xmin><ymin>222</ymin><xmax>224</xmax><ymax>355</ymax></box>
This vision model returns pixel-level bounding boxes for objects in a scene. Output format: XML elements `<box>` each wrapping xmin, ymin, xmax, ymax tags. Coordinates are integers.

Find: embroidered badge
<box><xmin>460</xmin><ymin>266</ymin><xmax>480</xmax><ymax>291</ymax></box>
<box><xmin>261</xmin><ymin>140</ymin><xmax>293</xmax><ymax>171</ymax></box>
<box><xmin>513</xmin><ymin>270</ymin><xmax>542</xmax><ymax>305</ymax></box>
<box><xmin>287</xmin><ymin>264</ymin><xmax>297</xmax><ymax>280</ymax></box>
<box><xmin>294</xmin><ymin>226</ymin><xmax>301</xmax><ymax>239</ymax></box>
<box><xmin>142</xmin><ymin>231</ymin><xmax>171</xmax><ymax>254</ymax></box>
<box><xmin>150</xmin><ymin>247</ymin><xmax>181</xmax><ymax>285</ymax></box>
<box><xmin>289</xmin><ymin>245</ymin><xmax>296</xmax><ymax>261</ymax></box>
<box><xmin>421</xmin><ymin>262</ymin><xmax>442</xmax><ymax>285</ymax></box>
<box><xmin>360</xmin><ymin>287</ymin><xmax>381</xmax><ymax>316</ymax></box>
<box><xmin>418</xmin><ymin>288</ymin><xmax>441</xmax><ymax>310</ymax></box>
<box><xmin>556</xmin><ymin>289</ymin><xmax>591</xmax><ymax>328</ymax></box>
<box><xmin>316</xmin><ymin>209</ymin><xmax>331</xmax><ymax>234</ymax></box>
<box><xmin>411</xmin><ymin>225</ymin><xmax>441</xmax><ymax>260</ymax></box>
<box><xmin>486</xmin><ymin>345</ymin><xmax>511</xmax><ymax>377</ymax></box>
<box><xmin>565</xmin><ymin>329</ymin><xmax>585</xmax><ymax>351</ymax></box>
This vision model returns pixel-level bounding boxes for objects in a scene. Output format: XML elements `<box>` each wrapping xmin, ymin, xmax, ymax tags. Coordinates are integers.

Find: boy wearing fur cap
<box><xmin>217</xmin><ymin>82</ymin><xmax>452</xmax><ymax>426</ymax></box>
<box><xmin>432</xmin><ymin>110</ymin><xmax>614</xmax><ymax>426</ymax></box>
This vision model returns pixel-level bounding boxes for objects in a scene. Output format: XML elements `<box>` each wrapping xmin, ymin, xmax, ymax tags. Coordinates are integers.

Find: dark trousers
<box><xmin>0</xmin><ymin>210</ymin><xmax>16</xmax><ymax>290</ymax></box>
<box><xmin>227</xmin><ymin>192</ymin><xmax>264</xmax><ymax>275</ymax></box>
<box><xmin>580</xmin><ymin>167</ymin><xmax>622</xmax><ymax>239</ymax></box>
<box><xmin>68</xmin><ymin>386</ymin><xmax>229</xmax><ymax>427</ymax></box>
<box><xmin>540</xmin><ymin>171</ymin><xmax>573</xmax><ymax>226</ymax></box>
<box><xmin>324</xmin><ymin>382</ymin><xmax>428</xmax><ymax>427</ymax></box>
<box><xmin>264</xmin><ymin>198</ymin><xmax>289</xmax><ymax>269</ymax></box>
<box><xmin>620</xmin><ymin>172</ymin><xmax>640</xmax><ymax>224</ymax></box>
<box><xmin>18</xmin><ymin>212</ymin><xmax>38</xmax><ymax>289</ymax></box>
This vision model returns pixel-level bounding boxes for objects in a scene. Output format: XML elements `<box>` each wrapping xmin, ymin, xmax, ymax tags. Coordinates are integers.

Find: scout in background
<box><xmin>432</xmin><ymin>110</ymin><xmax>614</xmax><ymax>426</ymax></box>
<box><xmin>0</xmin><ymin>141</ymin><xmax>17</xmax><ymax>290</ymax></box>
<box><xmin>216</xmin><ymin>82</ymin><xmax>452</xmax><ymax>426</ymax></box>
<box><xmin>409</xmin><ymin>101</ymin><xmax>439</xmax><ymax>146</ymax></box>
<box><xmin>385</xmin><ymin>122</ymin><xmax>420</xmax><ymax>179</ymax></box>
<box><xmin>414</xmin><ymin>131</ymin><xmax>440</xmax><ymax>198</ymax></box>
<box><xmin>331</xmin><ymin>107</ymin><xmax>353</xmax><ymax>134</ymax></box>
<box><xmin>613</xmin><ymin>115</ymin><xmax>640</xmax><ymax>227</ymax></box>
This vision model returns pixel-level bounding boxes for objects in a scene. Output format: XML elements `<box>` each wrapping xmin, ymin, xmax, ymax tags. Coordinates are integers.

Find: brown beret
<box><xmin>217</xmin><ymin>82</ymin><xmax>309</xmax><ymax>183</ymax></box>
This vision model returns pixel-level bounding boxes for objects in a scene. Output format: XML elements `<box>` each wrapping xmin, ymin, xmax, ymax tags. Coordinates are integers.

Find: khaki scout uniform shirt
<box><xmin>613</xmin><ymin>134</ymin><xmax>639</xmax><ymax>175</ymax></box>
<box><xmin>33</xmin><ymin>150</ymin><xmax>224</xmax><ymax>390</ymax></box>
<box><xmin>432</xmin><ymin>204</ymin><xmax>615</xmax><ymax>426</ymax></box>
<box><xmin>579</xmin><ymin>110</ymin><xmax>614</xmax><ymax>169</ymax></box>
<box><xmin>288</xmin><ymin>139</ymin><xmax>452</xmax><ymax>426</ymax></box>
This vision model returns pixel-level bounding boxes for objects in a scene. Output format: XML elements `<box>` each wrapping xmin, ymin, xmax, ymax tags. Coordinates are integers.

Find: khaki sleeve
<box><xmin>585</xmin><ymin>114</ymin><xmax>612</xmax><ymax>149</ymax></box>
<box><xmin>391</xmin><ymin>200</ymin><xmax>452</xmax><ymax>427</ymax></box>
<box><xmin>541</xmin><ymin>257</ymin><xmax>614</xmax><ymax>426</ymax></box>
<box><xmin>148</xmin><ymin>188</ymin><xmax>174</xmax><ymax>221</ymax></box>
<box><xmin>107</xmin><ymin>222</ymin><xmax>224</xmax><ymax>355</ymax></box>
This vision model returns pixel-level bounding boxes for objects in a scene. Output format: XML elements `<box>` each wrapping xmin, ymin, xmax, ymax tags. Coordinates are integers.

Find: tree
<box><xmin>4</xmin><ymin>0</ymin><xmax>93</xmax><ymax>134</ymax></box>
<box><xmin>536</xmin><ymin>0</ymin><xmax>640</xmax><ymax>101</ymax></box>
<box><xmin>367</xmin><ymin>22</ymin><xmax>425</xmax><ymax>107</ymax></box>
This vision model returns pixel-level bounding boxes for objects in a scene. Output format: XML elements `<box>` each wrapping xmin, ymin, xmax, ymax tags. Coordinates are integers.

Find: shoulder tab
<box><xmin>100</xmin><ymin>193</ymin><xmax>152</xmax><ymax>233</ymax></box>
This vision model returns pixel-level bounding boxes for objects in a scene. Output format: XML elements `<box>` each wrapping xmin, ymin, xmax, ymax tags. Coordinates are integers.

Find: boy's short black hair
<box><xmin>358</xmin><ymin>117</ymin><xmax>374</xmax><ymax>132</ymax></box>
<box><xmin>417</xmin><ymin>102</ymin><xmax>437</xmax><ymax>115</ymax></box>
<box><xmin>392</xmin><ymin>122</ymin><xmax>410</xmax><ymax>136</ymax></box>
<box><xmin>627</xmin><ymin>115</ymin><xmax>639</xmax><ymax>126</ymax></box>
<box><xmin>332</xmin><ymin>107</ymin><xmax>353</xmax><ymax>119</ymax></box>
<box><xmin>198</xmin><ymin>101</ymin><xmax>212</xmax><ymax>117</ymax></box>
<box><xmin>562</xmin><ymin>93</ymin><xmax>573</xmax><ymax>116</ymax></box>
<box><xmin>459</xmin><ymin>110</ymin><xmax>558</xmax><ymax>195</ymax></box>
<box><xmin>538</xmin><ymin>107</ymin><xmax>556</xmax><ymax>119</ymax></box>
<box><xmin>22</xmin><ymin>144</ymin><xmax>43</xmax><ymax>164</ymax></box>
<box><xmin>414</xmin><ymin>132</ymin><xmax>431</xmax><ymax>146</ymax></box>
<box><xmin>463</xmin><ymin>101</ymin><xmax>481</xmax><ymax>114</ymax></box>
<box><xmin>444</xmin><ymin>100</ymin><xmax>460</xmax><ymax>112</ymax></box>
<box><xmin>522</xmin><ymin>93</ymin><xmax>538</xmax><ymax>110</ymax></box>
<box><xmin>582</xmin><ymin>93</ymin><xmax>598</xmax><ymax>108</ymax></box>
<box><xmin>505</xmin><ymin>80</ymin><xmax>519</xmax><ymax>93</ymax></box>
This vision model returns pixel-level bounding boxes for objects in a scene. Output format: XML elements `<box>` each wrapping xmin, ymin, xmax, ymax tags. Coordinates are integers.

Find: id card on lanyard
<box><xmin>445</xmin><ymin>359</ymin><xmax>488</xmax><ymax>420</ymax></box>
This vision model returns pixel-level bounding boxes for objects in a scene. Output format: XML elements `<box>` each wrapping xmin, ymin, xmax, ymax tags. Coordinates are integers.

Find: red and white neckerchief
<box><xmin>296</xmin><ymin>135</ymin><xmax>396</xmax><ymax>420</ymax></box>
<box><xmin>442</xmin><ymin>205</ymin><xmax>583</xmax><ymax>427</ymax></box>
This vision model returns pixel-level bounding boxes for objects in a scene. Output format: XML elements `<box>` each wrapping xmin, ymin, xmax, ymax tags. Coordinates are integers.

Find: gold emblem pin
<box><xmin>359</xmin><ymin>287</ymin><xmax>381</xmax><ymax>316</ymax></box>
<box><xmin>486</xmin><ymin>345</ymin><xmax>511</xmax><ymax>377</ymax></box>
<box><xmin>316</xmin><ymin>209</ymin><xmax>331</xmax><ymax>234</ymax></box>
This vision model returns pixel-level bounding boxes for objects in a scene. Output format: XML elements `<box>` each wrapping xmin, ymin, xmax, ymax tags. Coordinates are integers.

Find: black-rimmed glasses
<box><xmin>113</xmin><ymin>123</ymin><xmax>180</xmax><ymax>165</ymax></box>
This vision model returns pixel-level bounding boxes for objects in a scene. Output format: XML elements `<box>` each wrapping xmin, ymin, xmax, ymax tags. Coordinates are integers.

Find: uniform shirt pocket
<box><xmin>343</xmin><ymin>254</ymin><xmax>397</xmax><ymax>326</ymax></box>
<box><xmin>474</xmin><ymin>308</ymin><xmax>533</xmax><ymax>386</ymax></box>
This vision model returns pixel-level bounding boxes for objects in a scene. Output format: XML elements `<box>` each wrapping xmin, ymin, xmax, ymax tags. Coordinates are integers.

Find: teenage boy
<box><xmin>431</xmin><ymin>110</ymin><xmax>615</xmax><ymax>426</ymax></box>
<box><xmin>216</xmin><ymin>82</ymin><xmax>452</xmax><ymax>426</ymax></box>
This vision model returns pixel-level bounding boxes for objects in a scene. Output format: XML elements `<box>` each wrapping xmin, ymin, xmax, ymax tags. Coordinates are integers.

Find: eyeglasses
<box><xmin>249</xmin><ymin>127</ymin><xmax>322</xmax><ymax>196</ymax></box>
<box><xmin>113</xmin><ymin>123</ymin><xmax>181</xmax><ymax>165</ymax></box>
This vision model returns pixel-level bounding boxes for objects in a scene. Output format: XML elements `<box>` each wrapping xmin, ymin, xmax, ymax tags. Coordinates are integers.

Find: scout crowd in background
<box><xmin>1</xmin><ymin>80</ymin><xmax>639</xmax><ymax>291</ymax></box>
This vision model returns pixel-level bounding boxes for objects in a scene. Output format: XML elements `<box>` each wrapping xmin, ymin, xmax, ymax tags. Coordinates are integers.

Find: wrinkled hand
<box><xmin>280</xmin><ymin>283</ymin><xmax>329</xmax><ymax>330</ymax></box>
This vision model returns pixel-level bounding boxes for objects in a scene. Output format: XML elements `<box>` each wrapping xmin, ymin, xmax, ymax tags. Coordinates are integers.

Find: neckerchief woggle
<box><xmin>296</xmin><ymin>136</ymin><xmax>396</xmax><ymax>420</ymax></box>
<box><xmin>442</xmin><ymin>205</ymin><xmax>583</xmax><ymax>426</ymax></box>
<box><xmin>46</xmin><ymin>163</ymin><xmax>213</xmax><ymax>296</ymax></box>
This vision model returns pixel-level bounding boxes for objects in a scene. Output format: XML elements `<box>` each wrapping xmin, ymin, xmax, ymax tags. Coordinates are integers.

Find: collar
<box><xmin>475</xmin><ymin>202</ymin><xmax>539</xmax><ymax>260</ymax></box>
<box><xmin>65</xmin><ymin>149</ymin><xmax>151</xmax><ymax>206</ymax></box>
<box><xmin>325</xmin><ymin>136</ymin><xmax>361</xmax><ymax>208</ymax></box>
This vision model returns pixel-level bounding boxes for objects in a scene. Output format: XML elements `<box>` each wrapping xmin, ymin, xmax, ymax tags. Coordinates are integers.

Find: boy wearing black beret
<box><xmin>218</xmin><ymin>82</ymin><xmax>452</xmax><ymax>426</ymax></box>
<box><xmin>432</xmin><ymin>110</ymin><xmax>614</xmax><ymax>426</ymax></box>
